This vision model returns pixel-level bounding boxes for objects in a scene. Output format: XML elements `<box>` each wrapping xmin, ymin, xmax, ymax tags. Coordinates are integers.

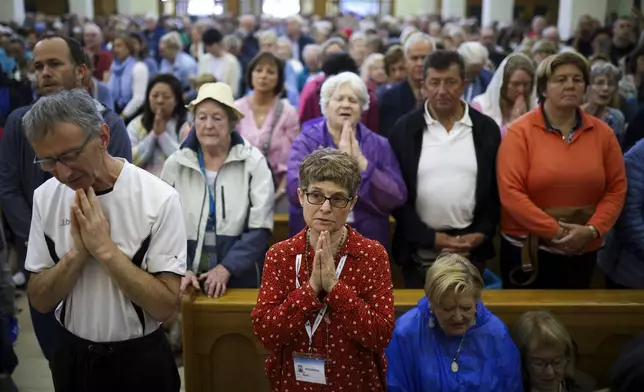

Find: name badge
<box><xmin>293</xmin><ymin>353</ymin><xmax>326</xmax><ymax>385</ymax></box>
<box><xmin>204</xmin><ymin>231</ymin><xmax>216</xmax><ymax>246</ymax></box>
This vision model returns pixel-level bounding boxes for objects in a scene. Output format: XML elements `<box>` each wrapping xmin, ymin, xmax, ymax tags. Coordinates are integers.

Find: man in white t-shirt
<box><xmin>23</xmin><ymin>89</ymin><xmax>186</xmax><ymax>391</ymax></box>
<box><xmin>198</xmin><ymin>28</ymin><xmax>241</xmax><ymax>98</ymax></box>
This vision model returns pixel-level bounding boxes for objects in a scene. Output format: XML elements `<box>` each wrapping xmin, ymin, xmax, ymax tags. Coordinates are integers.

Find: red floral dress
<box><xmin>251</xmin><ymin>226</ymin><xmax>395</xmax><ymax>391</ymax></box>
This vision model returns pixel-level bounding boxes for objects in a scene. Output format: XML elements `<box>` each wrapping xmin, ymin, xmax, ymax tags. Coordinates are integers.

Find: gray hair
<box><xmin>258</xmin><ymin>29</ymin><xmax>278</xmax><ymax>45</ymax></box>
<box><xmin>404</xmin><ymin>32</ymin><xmax>435</xmax><ymax>58</ymax></box>
<box><xmin>457</xmin><ymin>42</ymin><xmax>489</xmax><ymax>66</ymax></box>
<box><xmin>320</xmin><ymin>72</ymin><xmax>370</xmax><ymax>117</ymax></box>
<box><xmin>286</xmin><ymin>15</ymin><xmax>304</xmax><ymax>26</ymax></box>
<box><xmin>223</xmin><ymin>34</ymin><xmax>242</xmax><ymax>49</ymax></box>
<box><xmin>160</xmin><ymin>31</ymin><xmax>183</xmax><ymax>50</ymax></box>
<box><xmin>349</xmin><ymin>31</ymin><xmax>367</xmax><ymax>44</ymax></box>
<box><xmin>361</xmin><ymin>53</ymin><xmax>384</xmax><ymax>81</ymax></box>
<box><xmin>322</xmin><ymin>37</ymin><xmax>347</xmax><ymax>54</ymax></box>
<box><xmin>23</xmin><ymin>89</ymin><xmax>103</xmax><ymax>144</ymax></box>
<box><xmin>590</xmin><ymin>62</ymin><xmax>621</xmax><ymax>84</ymax></box>
<box><xmin>303</xmin><ymin>44</ymin><xmax>322</xmax><ymax>61</ymax></box>
<box><xmin>193</xmin><ymin>100</ymin><xmax>240</xmax><ymax>132</ymax></box>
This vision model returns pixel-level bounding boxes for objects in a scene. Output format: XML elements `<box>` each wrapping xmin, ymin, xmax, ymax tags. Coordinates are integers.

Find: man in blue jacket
<box><xmin>0</xmin><ymin>34</ymin><xmax>131</xmax><ymax>365</ymax></box>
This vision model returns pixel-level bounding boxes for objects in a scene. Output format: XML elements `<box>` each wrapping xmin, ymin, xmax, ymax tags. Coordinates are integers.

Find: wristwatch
<box><xmin>587</xmin><ymin>225</ymin><xmax>600</xmax><ymax>240</ymax></box>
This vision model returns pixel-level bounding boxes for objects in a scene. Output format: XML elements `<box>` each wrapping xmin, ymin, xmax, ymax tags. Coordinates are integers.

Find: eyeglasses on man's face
<box><xmin>304</xmin><ymin>190</ymin><xmax>353</xmax><ymax>209</ymax></box>
<box><xmin>33</xmin><ymin>134</ymin><xmax>94</xmax><ymax>172</ymax></box>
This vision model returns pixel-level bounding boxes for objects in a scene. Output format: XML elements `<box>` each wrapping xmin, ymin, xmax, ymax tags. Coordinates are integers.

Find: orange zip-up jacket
<box><xmin>497</xmin><ymin>106</ymin><xmax>626</xmax><ymax>250</ymax></box>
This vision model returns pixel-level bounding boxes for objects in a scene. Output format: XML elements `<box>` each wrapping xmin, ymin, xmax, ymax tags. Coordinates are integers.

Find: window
<box><xmin>340</xmin><ymin>0</ymin><xmax>379</xmax><ymax>16</ymax></box>
<box><xmin>262</xmin><ymin>0</ymin><xmax>300</xmax><ymax>18</ymax></box>
<box><xmin>186</xmin><ymin>0</ymin><xmax>224</xmax><ymax>16</ymax></box>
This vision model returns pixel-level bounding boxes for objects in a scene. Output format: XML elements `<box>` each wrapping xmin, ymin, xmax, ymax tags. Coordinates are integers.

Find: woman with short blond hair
<box><xmin>514</xmin><ymin>311</ymin><xmax>594</xmax><ymax>392</ymax></box>
<box><xmin>361</xmin><ymin>53</ymin><xmax>387</xmax><ymax>91</ymax></box>
<box><xmin>386</xmin><ymin>254</ymin><xmax>522</xmax><ymax>392</ymax></box>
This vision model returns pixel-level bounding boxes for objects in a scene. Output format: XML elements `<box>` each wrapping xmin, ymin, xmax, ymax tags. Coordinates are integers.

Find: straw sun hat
<box><xmin>185</xmin><ymin>82</ymin><xmax>244</xmax><ymax>120</ymax></box>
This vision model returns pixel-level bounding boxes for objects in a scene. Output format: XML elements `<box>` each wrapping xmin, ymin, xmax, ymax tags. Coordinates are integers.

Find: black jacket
<box><xmin>388</xmin><ymin>105</ymin><xmax>501</xmax><ymax>266</ymax></box>
<box><xmin>379</xmin><ymin>80</ymin><xmax>416</xmax><ymax>138</ymax></box>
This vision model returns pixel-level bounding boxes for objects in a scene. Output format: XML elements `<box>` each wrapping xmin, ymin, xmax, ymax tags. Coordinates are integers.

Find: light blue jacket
<box><xmin>159</xmin><ymin>52</ymin><xmax>197</xmax><ymax>90</ymax></box>
<box><xmin>386</xmin><ymin>297</ymin><xmax>523</xmax><ymax>392</ymax></box>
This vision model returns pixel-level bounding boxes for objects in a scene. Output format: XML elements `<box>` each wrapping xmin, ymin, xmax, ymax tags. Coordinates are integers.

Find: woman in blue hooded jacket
<box><xmin>386</xmin><ymin>253</ymin><xmax>523</xmax><ymax>392</ymax></box>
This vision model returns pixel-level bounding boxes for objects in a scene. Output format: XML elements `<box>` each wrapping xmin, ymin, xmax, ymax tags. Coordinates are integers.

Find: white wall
<box><xmin>394</xmin><ymin>0</ymin><xmax>438</xmax><ymax>17</ymax></box>
<box><xmin>117</xmin><ymin>0</ymin><xmax>159</xmax><ymax>16</ymax></box>
<box><xmin>482</xmin><ymin>0</ymin><xmax>515</xmax><ymax>28</ymax></box>
<box><xmin>0</xmin><ymin>0</ymin><xmax>25</xmax><ymax>24</ymax></box>
<box><xmin>68</xmin><ymin>0</ymin><xmax>94</xmax><ymax>20</ymax></box>
<box><xmin>558</xmin><ymin>0</ymin><xmax>608</xmax><ymax>40</ymax></box>
<box><xmin>441</xmin><ymin>0</ymin><xmax>467</xmax><ymax>19</ymax></box>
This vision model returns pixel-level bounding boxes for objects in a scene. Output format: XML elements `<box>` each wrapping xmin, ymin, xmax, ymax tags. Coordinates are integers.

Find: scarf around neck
<box><xmin>109</xmin><ymin>56</ymin><xmax>136</xmax><ymax>108</ymax></box>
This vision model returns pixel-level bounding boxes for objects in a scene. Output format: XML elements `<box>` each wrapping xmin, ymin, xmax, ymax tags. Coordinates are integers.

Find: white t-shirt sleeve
<box><xmin>144</xmin><ymin>191</ymin><xmax>188</xmax><ymax>276</ymax></box>
<box><xmin>25</xmin><ymin>197</ymin><xmax>56</xmax><ymax>273</ymax></box>
<box><xmin>121</xmin><ymin>62</ymin><xmax>149</xmax><ymax>118</ymax></box>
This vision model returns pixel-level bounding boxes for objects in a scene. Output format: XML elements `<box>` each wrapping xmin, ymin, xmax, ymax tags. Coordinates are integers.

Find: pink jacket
<box><xmin>235</xmin><ymin>96</ymin><xmax>300</xmax><ymax>187</ymax></box>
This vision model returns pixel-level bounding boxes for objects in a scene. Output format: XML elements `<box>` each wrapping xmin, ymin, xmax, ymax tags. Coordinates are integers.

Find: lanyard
<box><xmin>197</xmin><ymin>149</ymin><xmax>216</xmax><ymax>231</ymax></box>
<box><xmin>295</xmin><ymin>253</ymin><xmax>347</xmax><ymax>351</ymax></box>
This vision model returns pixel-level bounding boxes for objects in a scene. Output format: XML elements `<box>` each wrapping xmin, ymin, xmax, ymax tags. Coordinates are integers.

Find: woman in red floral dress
<box><xmin>251</xmin><ymin>147</ymin><xmax>395</xmax><ymax>391</ymax></box>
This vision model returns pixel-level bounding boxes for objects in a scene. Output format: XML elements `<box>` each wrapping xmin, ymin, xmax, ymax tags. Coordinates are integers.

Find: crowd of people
<box><xmin>0</xmin><ymin>6</ymin><xmax>644</xmax><ymax>392</ymax></box>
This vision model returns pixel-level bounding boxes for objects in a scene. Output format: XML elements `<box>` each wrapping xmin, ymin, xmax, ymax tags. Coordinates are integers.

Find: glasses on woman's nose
<box><xmin>304</xmin><ymin>191</ymin><xmax>353</xmax><ymax>208</ymax></box>
<box><xmin>529</xmin><ymin>355</ymin><xmax>567</xmax><ymax>373</ymax></box>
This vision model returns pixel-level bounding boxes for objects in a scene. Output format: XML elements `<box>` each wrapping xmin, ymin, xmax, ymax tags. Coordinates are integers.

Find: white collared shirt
<box><xmin>416</xmin><ymin>101</ymin><xmax>478</xmax><ymax>232</ymax></box>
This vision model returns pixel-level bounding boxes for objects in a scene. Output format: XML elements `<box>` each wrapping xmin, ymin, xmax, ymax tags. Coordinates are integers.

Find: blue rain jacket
<box><xmin>386</xmin><ymin>297</ymin><xmax>523</xmax><ymax>392</ymax></box>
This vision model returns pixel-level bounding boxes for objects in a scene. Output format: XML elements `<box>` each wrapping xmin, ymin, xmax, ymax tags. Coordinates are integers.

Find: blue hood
<box><xmin>386</xmin><ymin>296</ymin><xmax>523</xmax><ymax>392</ymax></box>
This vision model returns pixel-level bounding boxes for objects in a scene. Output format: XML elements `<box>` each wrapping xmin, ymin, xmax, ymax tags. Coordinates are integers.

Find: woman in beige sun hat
<box><xmin>161</xmin><ymin>82</ymin><xmax>275</xmax><ymax>299</ymax></box>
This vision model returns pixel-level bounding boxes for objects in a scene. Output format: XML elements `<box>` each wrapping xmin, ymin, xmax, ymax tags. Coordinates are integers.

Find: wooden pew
<box><xmin>181</xmin><ymin>289</ymin><xmax>644</xmax><ymax>392</ymax></box>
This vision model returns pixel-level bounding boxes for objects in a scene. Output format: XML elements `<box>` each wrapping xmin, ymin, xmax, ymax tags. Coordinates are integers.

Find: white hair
<box><xmin>322</xmin><ymin>37</ymin><xmax>346</xmax><ymax>53</ymax></box>
<box><xmin>404</xmin><ymin>32</ymin><xmax>435</xmax><ymax>57</ymax></box>
<box><xmin>320</xmin><ymin>72</ymin><xmax>370</xmax><ymax>117</ymax></box>
<box><xmin>145</xmin><ymin>13</ymin><xmax>158</xmax><ymax>22</ymax></box>
<box><xmin>360</xmin><ymin>53</ymin><xmax>384</xmax><ymax>81</ymax></box>
<box><xmin>349</xmin><ymin>31</ymin><xmax>367</xmax><ymax>44</ymax></box>
<box><xmin>286</xmin><ymin>15</ymin><xmax>304</xmax><ymax>26</ymax></box>
<box><xmin>303</xmin><ymin>44</ymin><xmax>322</xmax><ymax>60</ymax></box>
<box><xmin>83</xmin><ymin>23</ymin><xmax>101</xmax><ymax>35</ymax></box>
<box><xmin>457</xmin><ymin>42</ymin><xmax>489</xmax><ymax>66</ymax></box>
<box><xmin>542</xmin><ymin>26</ymin><xmax>559</xmax><ymax>39</ymax></box>
<box><xmin>239</xmin><ymin>15</ymin><xmax>256</xmax><ymax>24</ymax></box>
<box><xmin>258</xmin><ymin>29</ymin><xmax>278</xmax><ymax>45</ymax></box>
<box><xmin>160</xmin><ymin>31</ymin><xmax>183</xmax><ymax>50</ymax></box>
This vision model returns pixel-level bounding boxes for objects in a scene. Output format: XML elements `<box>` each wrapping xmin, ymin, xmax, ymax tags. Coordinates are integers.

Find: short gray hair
<box><xmin>590</xmin><ymin>62</ymin><xmax>621</xmax><ymax>84</ymax></box>
<box><xmin>223</xmin><ymin>34</ymin><xmax>242</xmax><ymax>49</ymax></box>
<box><xmin>160</xmin><ymin>31</ymin><xmax>183</xmax><ymax>50</ymax></box>
<box><xmin>303</xmin><ymin>44</ymin><xmax>322</xmax><ymax>61</ymax></box>
<box><xmin>322</xmin><ymin>37</ymin><xmax>346</xmax><ymax>54</ymax></box>
<box><xmin>404</xmin><ymin>32</ymin><xmax>435</xmax><ymax>58</ymax></box>
<box><xmin>319</xmin><ymin>72</ymin><xmax>370</xmax><ymax>117</ymax></box>
<box><xmin>258</xmin><ymin>29</ymin><xmax>278</xmax><ymax>45</ymax></box>
<box><xmin>457</xmin><ymin>42</ymin><xmax>489</xmax><ymax>66</ymax></box>
<box><xmin>22</xmin><ymin>89</ymin><xmax>103</xmax><ymax>144</ymax></box>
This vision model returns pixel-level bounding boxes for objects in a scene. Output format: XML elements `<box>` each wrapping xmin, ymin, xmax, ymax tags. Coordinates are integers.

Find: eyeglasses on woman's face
<box><xmin>304</xmin><ymin>190</ymin><xmax>353</xmax><ymax>209</ymax></box>
<box><xmin>529</xmin><ymin>354</ymin><xmax>568</xmax><ymax>373</ymax></box>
